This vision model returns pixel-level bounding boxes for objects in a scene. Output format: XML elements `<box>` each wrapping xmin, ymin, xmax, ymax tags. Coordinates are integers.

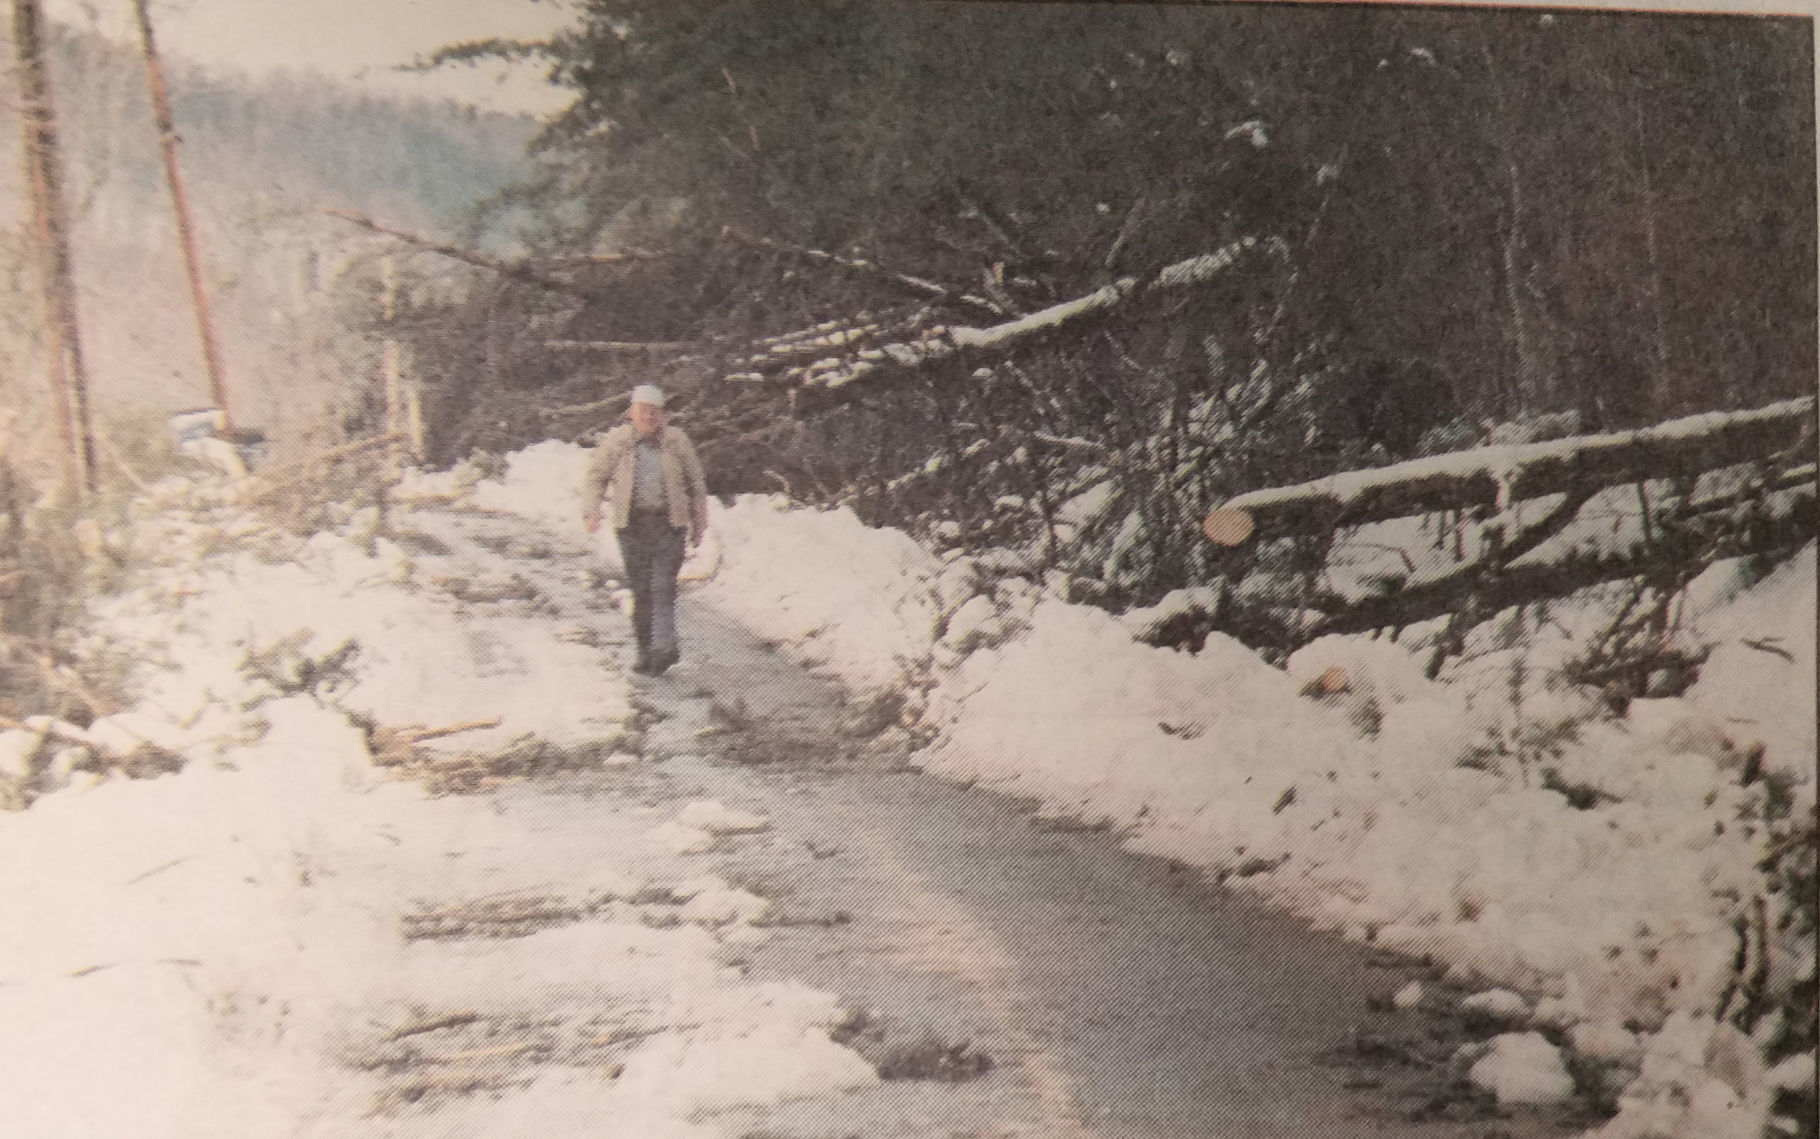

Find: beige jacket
<box><xmin>583</xmin><ymin>424</ymin><xmax>710</xmax><ymax>538</ymax></box>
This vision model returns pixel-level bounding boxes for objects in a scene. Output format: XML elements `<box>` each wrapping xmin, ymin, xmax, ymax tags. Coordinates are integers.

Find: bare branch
<box><xmin>319</xmin><ymin>208</ymin><xmax>651</xmax><ymax>295</ymax></box>
<box><xmin>719</xmin><ymin>225</ymin><xmax>1004</xmax><ymax>319</ymax></box>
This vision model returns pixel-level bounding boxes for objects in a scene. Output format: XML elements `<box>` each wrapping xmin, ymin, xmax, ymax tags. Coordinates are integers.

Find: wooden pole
<box><xmin>406</xmin><ymin>383</ymin><xmax>424</xmax><ymax>463</ymax></box>
<box><xmin>132</xmin><ymin>0</ymin><xmax>231</xmax><ymax>430</ymax></box>
<box><xmin>381</xmin><ymin>253</ymin><xmax>403</xmax><ymax>471</ymax></box>
<box><xmin>12</xmin><ymin>0</ymin><xmax>96</xmax><ymax>498</ymax></box>
<box><xmin>10</xmin><ymin>0</ymin><xmax>72</xmax><ymax>495</ymax></box>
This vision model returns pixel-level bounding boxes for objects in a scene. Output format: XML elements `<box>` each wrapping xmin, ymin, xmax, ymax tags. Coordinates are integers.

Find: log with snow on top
<box><xmin>1202</xmin><ymin>396</ymin><xmax>1815</xmax><ymax>546</ymax></box>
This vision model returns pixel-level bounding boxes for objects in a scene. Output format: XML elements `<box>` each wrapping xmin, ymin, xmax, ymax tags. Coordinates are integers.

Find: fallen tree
<box><xmin>1303</xmin><ymin>481</ymin><xmax>1816</xmax><ymax>641</ymax></box>
<box><xmin>717</xmin><ymin>225</ymin><xmax>1005</xmax><ymax>320</ymax></box>
<box><xmin>1203</xmin><ymin>396</ymin><xmax>1815</xmax><ymax>546</ymax></box>
<box><xmin>1185</xmin><ymin>402</ymin><xmax>1817</xmax><ymax>666</ymax></box>
<box><xmin>727</xmin><ymin>236</ymin><xmax>1276</xmax><ymax>397</ymax></box>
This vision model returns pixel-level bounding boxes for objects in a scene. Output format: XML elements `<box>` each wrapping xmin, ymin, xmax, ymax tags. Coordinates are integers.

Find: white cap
<box><xmin>630</xmin><ymin>384</ymin><xmax>666</xmax><ymax>408</ymax></box>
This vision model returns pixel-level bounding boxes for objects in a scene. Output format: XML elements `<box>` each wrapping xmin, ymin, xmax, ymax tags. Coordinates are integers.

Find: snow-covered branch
<box><xmin>718</xmin><ymin>225</ymin><xmax>1005</xmax><ymax>320</ymax></box>
<box><xmin>1303</xmin><ymin>483</ymin><xmax>1816</xmax><ymax>639</ymax></box>
<box><xmin>1208</xmin><ymin>397</ymin><xmax>1816</xmax><ymax>545</ymax></box>
<box><xmin>728</xmin><ymin>237</ymin><xmax>1273</xmax><ymax>396</ymax></box>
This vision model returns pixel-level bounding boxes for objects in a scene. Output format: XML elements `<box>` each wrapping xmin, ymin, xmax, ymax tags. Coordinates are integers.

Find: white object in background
<box><xmin>167</xmin><ymin>407</ymin><xmax>225</xmax><ymax>446</ymax></box>
<box><xmin>178</xmin><ymin>436</ymin><xmax>247</xmax><ymax>480</ymax></box>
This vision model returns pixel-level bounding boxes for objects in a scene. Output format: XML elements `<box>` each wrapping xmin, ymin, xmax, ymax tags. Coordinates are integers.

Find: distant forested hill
<box><xmin>168</xmin><ymin>77</ymin><xmax>535</xmax><ymax>233</ymax></box>
<box><xmin>0</xmin><ymin>19</ymin><xmax>541</xmax><ymax>459</ymax></box>
<box><xmin>0</xmin><ymin>21</ymin><xmax>536</xmax><ymax>237</ymax></box>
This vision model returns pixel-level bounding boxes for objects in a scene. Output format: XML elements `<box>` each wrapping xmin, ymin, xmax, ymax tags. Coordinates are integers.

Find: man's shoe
<box><xmin>631</xmin><ymin>654</ymin><xmax>653</xmax><ymax>675</ymax></box>
<box><xmin>649</xmin><ymin>649</ymin><xmax>680</xmax><ymax>676</ymax></box>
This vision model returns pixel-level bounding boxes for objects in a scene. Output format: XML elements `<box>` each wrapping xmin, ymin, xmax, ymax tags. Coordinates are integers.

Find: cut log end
<box><xmin>1298</xmin><ymin>666</ymin><xmax>1352</xmax><ymax>697</ymax></box>
<box><xmin>1202</xmin><ymin>507</ymin><xmax>1256</xmax><ymax>547</ymax></box>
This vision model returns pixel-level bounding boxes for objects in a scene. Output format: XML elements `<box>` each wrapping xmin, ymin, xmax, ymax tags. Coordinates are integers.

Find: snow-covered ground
<box><xmin>3</xmin><ymin>441</ymin><xmax>1812</xmax><ymax>1139</ymax></box>
<box><xmin>0</xmin><ymin>477</ymin><xmax>875</xmax><ymax>1138</ymax></box>
<box><xmin>469</xmin><ymin>440</ymin><xmax>1816</xmax><ymax>1139</ymax></box>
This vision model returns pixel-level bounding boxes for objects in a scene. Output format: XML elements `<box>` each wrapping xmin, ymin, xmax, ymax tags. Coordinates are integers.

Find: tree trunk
<box><xmin>1207</xmin><ymin>397</ymin><xmax>1814</xmax><ymax>545</ymax></box>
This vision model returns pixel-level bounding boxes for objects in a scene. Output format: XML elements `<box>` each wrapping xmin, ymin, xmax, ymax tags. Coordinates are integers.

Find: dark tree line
<box><xmin>401</xmin><ymin>1</ymin><xmax>1815</xmax><ymax>615</ymax></box>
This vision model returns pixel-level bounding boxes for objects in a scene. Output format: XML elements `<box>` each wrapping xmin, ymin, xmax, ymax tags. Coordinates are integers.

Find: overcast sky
<box><xmin>42</xmin><ymin>0</ymin><xmax>579</xmax><ymax>115</ymax></box>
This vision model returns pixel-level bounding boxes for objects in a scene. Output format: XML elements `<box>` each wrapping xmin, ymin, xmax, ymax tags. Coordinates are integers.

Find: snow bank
<box><xmin>701</xmin><ymin>496</ymin><xmax>943</xmax><ymax>691</ymax></box>
<box><xmin>85</xmin><ymin>515</ymin><xmax>634</xmax><ymax>756</ymax></box>
<box><xmin>472</xmin><ymin>439</ymin><xmax>597</xmax><ymax>530</ymax></box>
<box><xmin>918</xmin><ymin>586</ymin><xmax>1784</xmax><ymax>1050</ymax></box>
<box><xmin>688</xmin><ymin>486</ymin><xmax>1813</xmax><ymax>1139</ymax></box>
<box><xmin>0</xmin><ymin>696</ymin><xmax>402</xmax><ymax>1137</ymax></box>
<box><xmin>1684</xmin><ymin>546</ymin><xmax>1817</xmax><ymax>777</ymax></box>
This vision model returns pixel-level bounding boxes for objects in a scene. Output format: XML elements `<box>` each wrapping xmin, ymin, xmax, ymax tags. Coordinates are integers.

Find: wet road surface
<box><xmin>415</xmin><ymin>507</ymin><xmax>1589</xmax><ymax>1139</ymax></box>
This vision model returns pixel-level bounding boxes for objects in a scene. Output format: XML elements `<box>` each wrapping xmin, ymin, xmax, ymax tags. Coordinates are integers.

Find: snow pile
<box><xmin>678</xmin><ymin>799</ymin><xmax>771</xmax><ymax>835</ymax></box>
<box><xmin>0</xmin><ymin>700</ymin><xmax>380</xmax><ymax>1137</ymax></box>
<box><xmin>688</xmin><ymin>487</ymin><xmax>1813</xmax><ymax>1138</ymax></box>
<box><xmin>1469</xmin><ymin>1032</ymin><xmax>1577</xmax><ymax>1106</ymax></box>
<box><xmin>1684</xmin><ymin>550</ymin><xmax>1817</xmax><ymax>777</ymax></box>
<box><xmin>701</xmin><ymin>496</ymin><xmax>943</xmax><ymax>690</ymax></box>
<box><xmin>0</xmin><ymin>483</ymin><xmax>876</xmax><ymax>1138</ymax></box>
<box><xmin>83</xmin><ymin>512</ymin><xmax>634</xmax><ymax>757</ymax></box>
<box><xmin>653</xmin><ymin>802</ymin><xmax>771</xmax><ymax>856</ymax></box>
<box><xmin>471</xmin><ymin>439</ymin><xmax>597</xmax><ymax>531</ymax></box>
<box><xmin>392</xmin><ymin>459</ymin><xmax>485</xmax><ymax>504</ymax></box>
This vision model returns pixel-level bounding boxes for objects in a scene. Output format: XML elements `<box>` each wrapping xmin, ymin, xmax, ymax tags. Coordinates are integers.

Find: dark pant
<box><xmin>617</xmin><ymin>509</ymin><xmax>687</xmax><ymax>661</ymax></box>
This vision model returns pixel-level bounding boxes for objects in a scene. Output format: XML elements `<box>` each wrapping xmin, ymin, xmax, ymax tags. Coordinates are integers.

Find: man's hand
<box><xmin>584</xmin><ymin>513</ymin><xmax>601</xmax><ymax>534</ymax></box>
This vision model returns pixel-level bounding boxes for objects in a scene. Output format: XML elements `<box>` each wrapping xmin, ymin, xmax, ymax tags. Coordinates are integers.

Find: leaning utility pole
<box><xmin>12</xmin><ymin>0</ymin><xmax>97</xmax><ymax>497</ymax></box>
<box><xmin>132</xmin><ymin>0</ymin><xmax>232</xmax><ymax>430</ymax></box>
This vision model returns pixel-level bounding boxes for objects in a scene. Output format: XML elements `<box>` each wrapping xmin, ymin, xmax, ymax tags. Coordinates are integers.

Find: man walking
<box><xmin>582</xmin><ymin>385</ymin><xmax>709</xmax><ymax>675</ymax></box>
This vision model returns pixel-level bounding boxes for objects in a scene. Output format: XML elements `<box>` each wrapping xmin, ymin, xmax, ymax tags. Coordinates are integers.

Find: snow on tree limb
<box><xmin>728</xmin><ymin>236</ymin><xmax>1271</xmax><ymax>395</ymax></box>
<box><xmin>1207</xmin><ymin>396</ymin><xmax>1816</xmax><ymax>545</ymax></box>
<box><xmin>717</xmin><ymin>225</ymin><xmax>1006</xmax><ymax>319</ymax></box>
<box><xmin>1300</xmin><ymin>483</ymin><xmax>1817</xmax><ymax>640</ymax></box>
